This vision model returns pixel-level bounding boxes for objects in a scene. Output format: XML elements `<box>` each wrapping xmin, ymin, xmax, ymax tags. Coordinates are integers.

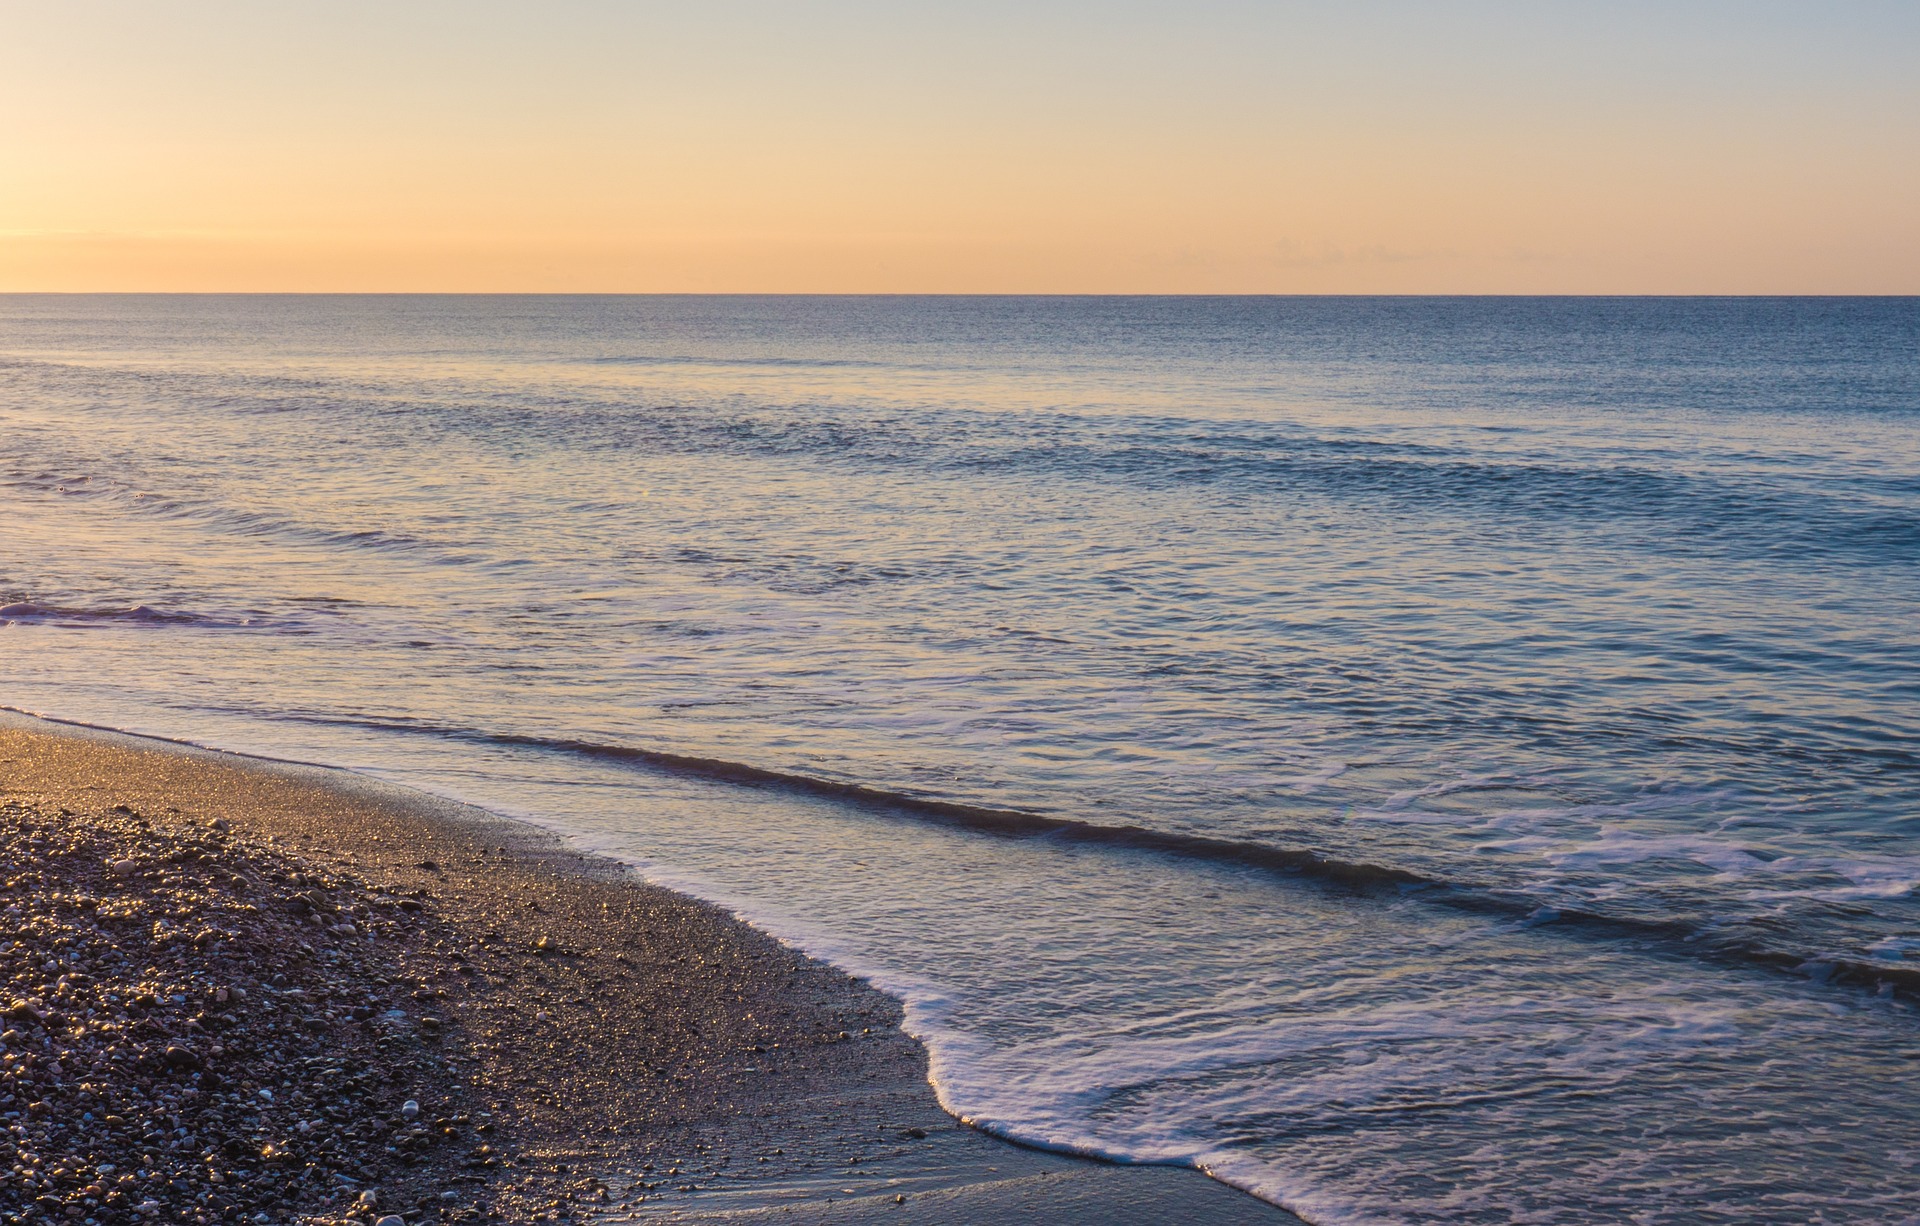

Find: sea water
<box><xmin>3</xmin><ymin>295</ymin><xmax>1918</xmax><ymax>1222</ymax></box>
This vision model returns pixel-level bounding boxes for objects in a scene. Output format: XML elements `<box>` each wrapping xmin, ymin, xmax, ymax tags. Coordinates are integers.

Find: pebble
<box><xmin>0</xmin><ymin>744</ymin><xmax>874</xmax><ymax>1226</ymax></box>
<box><xmin>0</xmin><ymin>798</ymin><xmax>484</xmax><ymax>1223</ymax></box>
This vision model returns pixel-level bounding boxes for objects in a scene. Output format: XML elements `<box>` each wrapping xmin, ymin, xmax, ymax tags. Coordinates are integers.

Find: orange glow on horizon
<box><xmin>2</xmin><ymin>3</ymin><xmax>1915</xmax><ymax>294</ymax></box>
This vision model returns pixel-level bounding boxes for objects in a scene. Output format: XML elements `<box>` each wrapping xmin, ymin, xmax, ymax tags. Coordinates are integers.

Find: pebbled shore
<box><xmin>0</xmin><ymin>797</ymin><xmax>492</xmax><ymax>1223</ymax></box>
<box><xmin>0</xmin><ymin>710</ymin><xmax>1300</xmax><ymax>1226</ymax></box>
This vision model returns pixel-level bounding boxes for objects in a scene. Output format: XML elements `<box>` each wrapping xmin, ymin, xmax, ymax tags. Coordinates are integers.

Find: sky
<box><xmin>1</xmin><ymin>1</ymin><xmax>1916</xmax><ymax>294</ymax></box>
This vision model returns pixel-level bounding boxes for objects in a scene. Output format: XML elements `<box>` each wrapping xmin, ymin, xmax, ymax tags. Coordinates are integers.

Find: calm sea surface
<box><xmin>4</xmin><ymin>295</ymin><xmax>1919</xmax><ymax>1222</ymax></box>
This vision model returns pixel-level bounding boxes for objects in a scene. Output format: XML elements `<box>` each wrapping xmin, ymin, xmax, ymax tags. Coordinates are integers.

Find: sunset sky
<box><xmin>3</xmin><ymin>1</ymin><xmax>1915</xmax><ymax>293</ymax></box>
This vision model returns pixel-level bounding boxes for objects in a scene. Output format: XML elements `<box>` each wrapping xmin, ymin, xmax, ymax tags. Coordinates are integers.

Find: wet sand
<box><xmin>0</xmin><ymin>710</ymin><xmax>1301</xmax><ymax>1225</ymax></box>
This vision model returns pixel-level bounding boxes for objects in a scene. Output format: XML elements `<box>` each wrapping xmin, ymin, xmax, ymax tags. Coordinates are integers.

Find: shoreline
<box><xmin>0</xmin><ymin>709</ymin><xmax>1301</xmax><ymax>1224</ymax></box>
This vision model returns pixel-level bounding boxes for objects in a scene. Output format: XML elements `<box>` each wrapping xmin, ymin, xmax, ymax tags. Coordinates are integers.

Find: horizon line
<box><xmin>3</xmin><ymin>290</ymin><xmax>1916</xmax><ymax>300</ymax></box>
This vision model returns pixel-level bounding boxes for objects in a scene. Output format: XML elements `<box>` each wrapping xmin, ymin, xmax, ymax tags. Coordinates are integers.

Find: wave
<box><xmin>11</xmin><ymin>352</ymin><xmax>1917</xmax><ymax>572</ymax></box>
<box><xmin>0</xmin><ymin>464</ymin><xmax>499</xmax><ymax>570</ymax></box>
<box><xmin>964</xmin><ymin>438</ymin><xmax>1920</xmax><ymax>564</ymax></box>
<box><xmin>577</xmin><ymin>353</ymin><xmax>891</xmax><ymax>370</ymax></box>
<box><xmin>0</xmin><ymin>601</ymin><xmax>237</xmax><ymax>628</ymax></box>
<box><xmin>513</xmin><ymin>405</ymin><xmax>1920</xmax><ymax>567</ymax></box>
<box><xmin>157</xmin><ymin>707</ymin><xmax>1920</xmax><ymax>1000</ymax></box>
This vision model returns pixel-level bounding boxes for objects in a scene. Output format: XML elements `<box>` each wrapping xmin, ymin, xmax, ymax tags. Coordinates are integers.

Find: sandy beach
<box><xmin>0</xmin><ymin>709</ymin><xmax>1298</xmax><ymax>1225</ymax></box>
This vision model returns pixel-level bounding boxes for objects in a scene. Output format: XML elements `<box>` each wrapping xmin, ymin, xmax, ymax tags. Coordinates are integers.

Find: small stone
<box><xmin>374</xmin><ymin>1217</ymin><xmax>406</xmax><ymax>1226</ymax></box>
<box><xmin>108</xmin><ymin>858</ymin><xmax>138</xmax><ymax>877</ymax></box>
<box><xmin>401</xmin><ymin>1099</ymin><xmax>420</xmax><ymax>1119</ymax></box>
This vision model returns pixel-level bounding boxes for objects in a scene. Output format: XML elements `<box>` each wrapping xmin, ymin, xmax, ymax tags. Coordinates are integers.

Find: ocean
<box><xmin>4</xmin><ymin>294</ymin><xmax>1918</xmax><ymax>1222</ymax></box>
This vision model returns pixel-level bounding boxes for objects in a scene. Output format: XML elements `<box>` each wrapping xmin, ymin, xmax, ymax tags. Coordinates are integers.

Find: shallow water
<box><xmin>4</xmin><ymin>295</ymin><xmax>1919</xmax><ymax>1222</ymax></box>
